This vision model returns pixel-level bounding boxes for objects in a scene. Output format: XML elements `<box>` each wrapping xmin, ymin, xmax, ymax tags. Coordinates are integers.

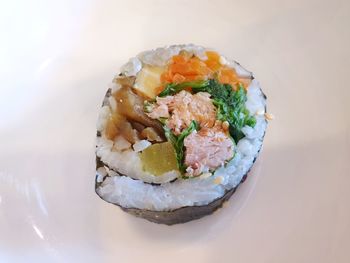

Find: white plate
<box><xmin>1</xmin><ymin>0</ymin><xmax>350</xmax><ymax>262</ymax></box>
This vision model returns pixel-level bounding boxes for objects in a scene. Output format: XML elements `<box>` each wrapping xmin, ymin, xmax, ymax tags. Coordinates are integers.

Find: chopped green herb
<box><xmin>164</xmin><ymin>120</ymin><xmax>199</xmax><ymax>173</ymax></box>
<box><xmin>201</xmin><ymin>82</ymin><xmax>256</xmax><ymax>142</ymax></box>
<box><xmin>158</xmin><ymin>80</ymin><xmax>210</xmax><ymax>97</ymax></box>
<box><xmin>143</xmin><ymin>101</ymin><xmax>153</xmax><ymax>113</ymax></box>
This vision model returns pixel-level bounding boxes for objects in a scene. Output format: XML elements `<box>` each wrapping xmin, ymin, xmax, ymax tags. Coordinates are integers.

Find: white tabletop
<box><xmin>1</xmin><ymin>0</ymin><xmax>349</xmax><ymax>262</ymax></box>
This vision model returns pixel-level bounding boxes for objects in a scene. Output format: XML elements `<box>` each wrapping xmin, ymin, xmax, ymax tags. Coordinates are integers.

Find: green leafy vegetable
<box><xmin>205</xmin><ymin>82</ymin><xmax>257</xmax><ymax>142</ymax></box>
<box><xmin>143</xmin><ymin>101</ymin><xmax>153</xmax><ymax>113</ymax></box>
<box><xmin>158</xmin><ymin>80</ymin><xmax>210</xmax><ymax>97</ymax></box>
<box><xmin>164</xmin><ymin>120</ymin><xmax>199</xmax><ymax>173</ymax></box>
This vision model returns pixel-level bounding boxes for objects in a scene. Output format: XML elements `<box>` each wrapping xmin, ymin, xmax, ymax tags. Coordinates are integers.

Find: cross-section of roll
<box><xmin>95</xmin><ymin>44</ymin><xmax>268</xmax><ymax>225</ymax></box>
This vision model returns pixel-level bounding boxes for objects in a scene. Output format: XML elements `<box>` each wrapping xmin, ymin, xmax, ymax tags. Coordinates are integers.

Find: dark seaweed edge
<box><xmin>95</xmin><ymin>70</ymin><xmax>268</xmax><ymax>225</ymax></box>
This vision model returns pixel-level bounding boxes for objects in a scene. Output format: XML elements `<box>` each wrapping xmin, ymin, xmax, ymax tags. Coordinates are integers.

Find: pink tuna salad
<box><xmin>184</xmin><ymin>124</ymin><xmax>234</xmax><ymax>176</ymax></box>
<box><xmin>147</xmin><ymin>90</ymin><xmax>234</xmax><ymax>176</ymax></box>
<box><xmin>147</xmin><ymin>90</ymin><xmax>216</xmax><ymax>135</ymax></box>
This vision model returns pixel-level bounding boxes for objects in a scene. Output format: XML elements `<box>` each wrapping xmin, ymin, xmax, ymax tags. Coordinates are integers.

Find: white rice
<box><xmin>96</xmin><ymin>44</ymin><xmax>267</xmax><ymax>211</ymax></box>
<box><xmin>132</xmin><ymin>140</ymin><xmax>152</xmax><ymax>152</ymax></box>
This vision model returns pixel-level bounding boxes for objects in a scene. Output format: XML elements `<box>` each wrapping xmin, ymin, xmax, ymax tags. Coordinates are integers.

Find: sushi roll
<box><xmin>95</xmin><ymin>44</ymin><xmax>268</xmax><ymax>225</ymax></box>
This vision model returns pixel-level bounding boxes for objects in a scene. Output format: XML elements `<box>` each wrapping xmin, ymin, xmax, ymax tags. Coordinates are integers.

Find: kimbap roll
<box><xmin>95</xmin><ymin>44</ymin><xmax>269</xmax><ymax>225</ymax></box>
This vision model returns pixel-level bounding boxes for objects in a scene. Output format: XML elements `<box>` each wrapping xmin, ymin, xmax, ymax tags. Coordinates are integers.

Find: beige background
<box><xmin>0</xmin><ymin>0</ymin><xmax>349</xmax><ymax>262</ymax></box>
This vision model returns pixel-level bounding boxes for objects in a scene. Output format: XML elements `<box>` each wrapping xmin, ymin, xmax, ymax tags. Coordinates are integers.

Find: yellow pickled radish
<box><xmin>134</xmin><ymin>65</ymin><xmax>165</xmax><ymax>99</ymax></box>
<box><xmin>140</xmin><ymin>142</ymin><xmax>178</xmax><ymax>175</ymax></box>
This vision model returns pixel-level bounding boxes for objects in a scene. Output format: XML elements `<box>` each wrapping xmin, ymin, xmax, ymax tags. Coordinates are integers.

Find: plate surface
<box><xmin>1</xmin><ymin>0</ymin><xmax>349</xmax><ymax>262</ymax></box>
